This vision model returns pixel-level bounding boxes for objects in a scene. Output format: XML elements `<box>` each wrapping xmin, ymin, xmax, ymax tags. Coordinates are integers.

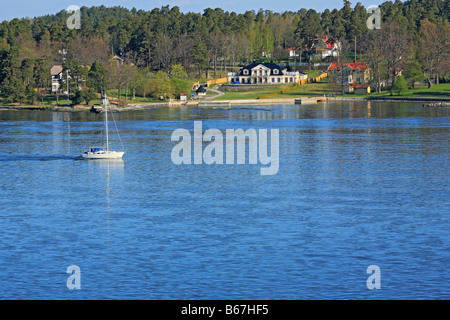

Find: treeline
<box><xmin>0</xmin><ymin>0</ymin><xmax>448</xmax><ymax>103</ymax></box>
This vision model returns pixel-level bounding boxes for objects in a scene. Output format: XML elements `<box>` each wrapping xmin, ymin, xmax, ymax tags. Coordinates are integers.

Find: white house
<box><xmin>309</xmin><ymin>36</ymin><xmax>341</xmax><ymax>60</ymax></box>
<box><xmin>286</xmin><ymin>47</ymin><xmax>300</xmax><ymax>59</ymax></box>
<box><xmin>51</xmin><ymin>65</ymin><xmax>63</xmax><ymax>93</ymax></box>
<box><xmin>227</xmin><ymin>62</ymin><xmax>307</xmax><ymax>85</ymax></box>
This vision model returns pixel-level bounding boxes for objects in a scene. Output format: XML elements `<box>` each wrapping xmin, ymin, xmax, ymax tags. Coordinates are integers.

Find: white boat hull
<box><xmin>82</xmin><ymin>151</ymin><xmax>124</xmax><ymax>159</ymax></box>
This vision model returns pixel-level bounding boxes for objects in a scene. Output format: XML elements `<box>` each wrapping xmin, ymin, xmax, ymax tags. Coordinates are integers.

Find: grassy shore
<box><xmin>214</xmin><ymin>82</ymin><xmax>450</xmax><ymax>101</ymax></box>
<box><xmin>1</xmin><ymin>82</ymin><xmax>448</xmax><ymax>109</ymax></box>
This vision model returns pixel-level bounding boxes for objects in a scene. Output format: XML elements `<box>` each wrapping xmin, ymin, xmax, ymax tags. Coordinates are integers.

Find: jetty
<box><xmin>197</xmin><ymin>101</ymin><xmax>231</xmax><ymax>108</ymax></box>
<box><xmin>295</xmin><ymin>97</ymin><xmax>327</xmax><ymax>104</ymax></box>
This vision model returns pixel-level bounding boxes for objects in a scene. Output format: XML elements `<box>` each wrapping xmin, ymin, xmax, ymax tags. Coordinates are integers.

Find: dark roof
<box><xmin>239</xmin><ymin>62</ymin><xmax>284</xmax><ymax>76</ymax></box>
<box><xmin>196</xmin><ymin>85</ymin><xmax>207</xmax><ymax>93</ymax></box>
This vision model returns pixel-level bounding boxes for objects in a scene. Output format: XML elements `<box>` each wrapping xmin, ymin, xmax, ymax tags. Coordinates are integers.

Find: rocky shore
<box><xmin>1</xmin><ymin>96</ymin><xmax>449</xmax><ymax>112</ymax></box>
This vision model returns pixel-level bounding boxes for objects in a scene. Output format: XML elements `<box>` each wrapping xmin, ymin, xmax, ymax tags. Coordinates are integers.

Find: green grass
<box><xmin>343</xmin><ymin>83</ymin><xmax>450</xmax><ymax>98</ymax></box>
<box><xmin>214</xmin><ymin>84</ymin><xmax>288</xmax><ymax>100</ymax></box>
<box><xmin>276</xmin><ymin>82</ymin><xmax>332</xmax><ymax>98</ymax></box>
<box><xmin>213</xmin><ymin>82</ymin><xmax>450</xmax><ymax>101</ymax></box>
<box><xmin>214</xmin><ymin>83</ymin><xmax>332</xmax><ymax>100</ymax></box>
<box><xmin>306</xmin><ymin>70</ymin><xmax>322</xmax><ymax>78</ymax></box>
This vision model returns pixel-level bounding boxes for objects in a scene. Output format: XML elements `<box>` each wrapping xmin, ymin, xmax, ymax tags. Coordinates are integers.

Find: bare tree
<box><xmin>68</xmin><ymin>37</ymin><xmax>109</xmax><ymax>66</ymax></box>
<box><xmin>152</xmin><ymin>33</ymin><xmax>174</xmax><ymax>72</ymax></box>
<box><xmin>174</xmin><ymin>33</ymin><xmax>194</xmax><ymax>73</ymax></box>
<box><xmin>380</xmin><ymin>20</ymin><xmax>411</xmax><ymax>90</ymax></box>
<box><xmin>363</xmin><ymin>30</ymin><xmax>385</xmax><ymax>93</ymax></box>
<box><xmin>419</xmin><ymin>19</ymin><xmax>450</xmax><ymax>87</ymax></box>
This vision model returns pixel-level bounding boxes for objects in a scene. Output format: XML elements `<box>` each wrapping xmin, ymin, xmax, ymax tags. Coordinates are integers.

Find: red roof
<box><xmin>305</xmin><ymin>35</ymin><xmax>338</xmax><ymax>49</ymax></box>
<box><xmin>322</xmin><ymin>35</ymin><xmax>337</xmax><ymax>49</ymax></box>
<box><xmin>348</xmin><ymin>84</ymin><xmax>369</xmax><ymax>88</ymax></box>
<box><xmin>328</xmin><ymin>62</ymin><xmax>368</xmax><ymax>72</ymax></box>
<box><xmin>50</xmin><ymin>65</ymin><xmax>63</xmax><ymax>76</ymax></box>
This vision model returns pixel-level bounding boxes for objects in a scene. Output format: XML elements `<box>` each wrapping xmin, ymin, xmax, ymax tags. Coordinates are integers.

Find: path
<box><xmin>204</xmin><ymin>85</ymin><xmax>225</xmax><ymax>100</ymax></box>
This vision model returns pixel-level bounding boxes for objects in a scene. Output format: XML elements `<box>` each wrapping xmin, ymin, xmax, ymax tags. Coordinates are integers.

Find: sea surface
<box><xmin>0</xmin><ymin>101</ymin><xmax>449</xmax><ymax>300</ymax></box>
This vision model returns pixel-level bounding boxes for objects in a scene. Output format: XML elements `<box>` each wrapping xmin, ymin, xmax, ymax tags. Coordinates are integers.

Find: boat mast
<box><xmin>104</xmin><ymin>95</ymin><xmax>109</xmax><ymax>151</ymax></box>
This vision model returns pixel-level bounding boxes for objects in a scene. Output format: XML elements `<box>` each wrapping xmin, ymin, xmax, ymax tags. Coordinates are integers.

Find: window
<box><xmin>244</xmin><ymin>70</ymin><xmax>248</xmax><ymax>75</ymax></box>
<box><xmin>274</xmin><ymin>69</ymin><xmax>279</xmax><ymax>75</ymax></box>
<box><xmin>277</xmin><ymin>77</ymin><xmax>281</xmax><ymax>83</ymax></box>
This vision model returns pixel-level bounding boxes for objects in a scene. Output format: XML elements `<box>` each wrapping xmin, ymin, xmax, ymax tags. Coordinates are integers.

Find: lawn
<box><xmin>214</xmin><ymin>82</ymin><xmax>332</xmax><ymax>100</ymax></box>
<box><xmin>214</xmin><ymin>84</ymin><xmax>291</xmax><ymax>100</ymax></box>
<box><xmin>213</xmin><ymin>82</ymin><xmax>450</xmax><ymax>101</ymax></box>
<box><xmin>341</xmin><ymin>83</ymin><xmax>450</xmax><ymax>98</ymax></box>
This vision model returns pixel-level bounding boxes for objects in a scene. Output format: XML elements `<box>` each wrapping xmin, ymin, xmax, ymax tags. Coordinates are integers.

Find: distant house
<box><xmin>258</xmin><ymin>48</ymin><xmax>272</xmax><ymax>59</ymax></box>
<box><xmin>196</xmin><ymin>85</ymin><xmax>207</xmax><ymax>96</ymax></box>
<box><xmin>227</xmin><ymin>62</ymin><xmax>307</xmax><ymax>85</ymax></box>
<box><xmin>345</xmin><ymin>83</ymin><xmax>371</xmax><ymax>94</ymax></box>
<box><xmin>327</xmin><ymin>62</ymin><xmax>370</xmax><ymax>84</ymax></box>
<box><xmin>180</xmin><ymin>93</ymin><xmax>187</xmax><ymax>101</ymax></box>
<box><xmin>111</xmin><ymin>55</ymin><xmax>124</xmax><ymax>67</ymax></box>
<box><xmin>286</xmin><ymin>47</ymin><xmax>300</xmax><ymax>59</ymax></box>
<box><xmin>51</xmin><ymin>65</ymin><xmax>63</xmax><ymax>93</ymax></box>
<box><xmin>307</xmin><ymin>36</ymin><xmax>341</xmax><ymax>60</ymax></box>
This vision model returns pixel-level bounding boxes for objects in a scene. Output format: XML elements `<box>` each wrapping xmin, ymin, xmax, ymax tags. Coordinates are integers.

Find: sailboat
<box><xmin>82</xmin><ymin>95</ymin><xmax>125</xmax><ymax>159</ymax></box>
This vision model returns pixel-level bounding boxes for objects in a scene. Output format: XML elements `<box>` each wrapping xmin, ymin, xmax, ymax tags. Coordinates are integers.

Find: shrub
<box><xmin>392</xmin><ymin>76</ymin><xmax>408</xmax><ymax>96</ymax></box>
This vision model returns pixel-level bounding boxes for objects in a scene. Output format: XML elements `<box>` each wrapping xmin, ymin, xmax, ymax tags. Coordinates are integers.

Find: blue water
<box><xmin>0</xmin><ymin>101</ymin><xmax>449</xmax><ymax>300</ymax></box>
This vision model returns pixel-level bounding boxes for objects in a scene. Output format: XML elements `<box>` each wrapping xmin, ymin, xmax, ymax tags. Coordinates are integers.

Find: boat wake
<box><xmin>0</xmin><ymin>154</ymin><xmax>79</xmax><ymax>162</ymax></box>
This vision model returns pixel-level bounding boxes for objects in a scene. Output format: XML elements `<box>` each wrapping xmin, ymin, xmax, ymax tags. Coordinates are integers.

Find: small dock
<box><xmin>90</xmin><ymin>106</ymin><xmax>104</xmax><ymax>113</ymax></box>
<box><xmin>197</xmin><ymin>101</ymin><xmax>231</xmax><ymax>108</ymax></box>
<box><xmin>295</xmin><ymin>97</ymin><xmax>326</xmax><ymax>104</ymax></box>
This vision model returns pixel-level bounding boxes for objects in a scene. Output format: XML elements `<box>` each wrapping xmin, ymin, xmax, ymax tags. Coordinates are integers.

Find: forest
<box><xmin>0</xmin><ymin>0</ymin><xmax>448</xmax><ymax>104</ymax></box>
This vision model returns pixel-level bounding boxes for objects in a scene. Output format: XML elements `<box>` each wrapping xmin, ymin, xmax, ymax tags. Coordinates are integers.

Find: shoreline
<box><xmin>1</xmin><ymin>96</ymin><xmax>449</xmax><ymax>112</ymax></box>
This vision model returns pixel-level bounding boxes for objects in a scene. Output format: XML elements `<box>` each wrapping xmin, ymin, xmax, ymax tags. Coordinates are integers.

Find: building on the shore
<box><xmin>51</xmin><ymin>65</ymin><xmax>64</xmax><ymax>93</ymax></box>
<box><xmin>196</xmin><ymin>85</ymin><xmax>207</xmax><ymax>96</ymax></box>
<box><xmin>227</xmin><ymin>62</ymin><xmax>307</xmax><ymax>85</ymax></box>
<box><xmin>327</xmin><ymin>61</ymin><xmax>370</xmax><ymax>84</ymax></box>
<box><xmin>345</xmin><ymin>83</ymin><xmax>371</xmax><ymax>94</ymax></box>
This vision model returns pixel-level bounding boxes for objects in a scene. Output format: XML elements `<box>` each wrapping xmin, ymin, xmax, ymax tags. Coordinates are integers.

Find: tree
<box><xmin>25</xmin><ymin>84</ymin><xmax>37</xmax><ymax>104</ymax></box>
<box><xmin>295</xmin><ymin>9</ymin><xmax>323</xmax><ymax>71</ymax></box>
<box><xmin>152</xmin><ymin>33</ymin><xmax>174</xmax><ymax>72</ymax></box>
<box><xmin>0</xmin><ymin>48</ymin><xmax>12</xmax><ymax>91</ymax></box>
<box><xmin>193</xmin><ymin>40</ymin><xmax>209</xmax><ymax>78</ymax></box>
<box><xmin>171</xmin><ymin>64</ymin><xmax>191</xmax><ymax>98</ymax></box>
<box><xmin>20</xmin><ymin>58</ymin><xmax>34</xmax><ymax>85</ymax></box>
<box><xmin>392</xmin><ymin>76</ymin><xmax>408</xmax><ymax>95</ymax></box>
<box><xmin>419</xmin><ymin>19</ymin><xmax>449</xmax><ymax>87</ymax></box>
<box><xmin>171</xmin><ymin>64</ymin><xmax>188</xmax><ymax>80</ymax></box>
<box><xmin>3</xmin><ymin>76</ymin><xmax>26</xmax><ymax>103</ymax></box>
<box><xmin>404</xmin><ymin>60</ymin><xmax>424</xmax><ymax>88</ymax></box>
<box><xmin>60</xmin><ymin>60</ymin><xmax>89</xmax><ymax>98</ymax></box>
<box><xmin>33</xmin><ymin>56</ymin><xmax>52</xmax><ymax>90</ymax></box>
<box><xmin>150</xmin><ymin>70</ymin><xmax>174</xmax><ymax>99</ymax></box>
<box><xmin>363</xmin><ymin>30</ymin><xmax>386</xmax><ymax>94</ymax></box>
<box><xmin>82</xmin><ymin>88</ymin><xmax>97</xmax><ymax>104</ymax></box>
<box><xmin>380</xmin><ymin>20</ymin><xmax>411</xmax><ymax>90</ymax></box>
<box><xmin>88</xmin><ymin>61</ymin><xmax>108</xmax><ymax>96</ymax></box>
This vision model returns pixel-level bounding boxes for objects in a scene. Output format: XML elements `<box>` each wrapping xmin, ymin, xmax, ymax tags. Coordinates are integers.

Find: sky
<box><xmin>1</xmin><ymin>0</ymin><xmax>385</xmax><ymax>21</ymax></box>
